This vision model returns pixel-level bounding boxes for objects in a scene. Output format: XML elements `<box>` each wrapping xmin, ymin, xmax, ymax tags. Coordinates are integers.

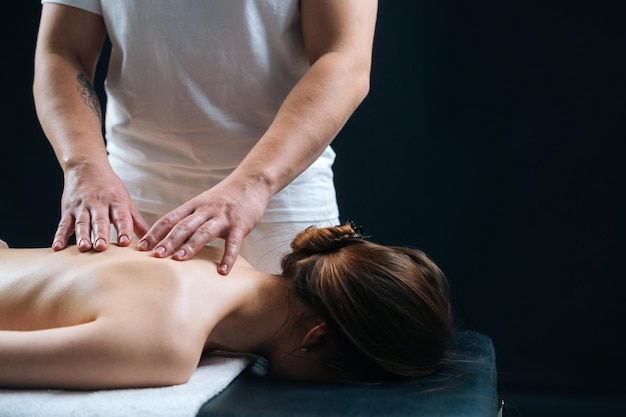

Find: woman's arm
<box><xmin>0</xmin><ymin>317</ymin><xmax>200</xmax><ymax>390</ymax></box>
<box><xmin>34</xmin><ymin>3</ymin><xmax>149</xmax><ymax>254</ymax></box>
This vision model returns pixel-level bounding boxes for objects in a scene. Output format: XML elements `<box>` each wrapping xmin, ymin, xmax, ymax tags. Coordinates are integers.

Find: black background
<box><xmin>2</xmin><ymin>2</ymin><xmax>625</xmax><ymax>416</ymax></box>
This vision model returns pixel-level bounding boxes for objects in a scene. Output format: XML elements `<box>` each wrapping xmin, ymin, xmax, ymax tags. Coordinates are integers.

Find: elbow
<box><xmin>165</xmin><ymin>358</ymin><xmax>198</xmax><ymax>387</ymax></box>
<box><xmin>355</xmin><ymin>71</ymin><xmax>371</xmax><ymax>105</ymax></box>
<box><xmin>347</xmin><ymin>54</ymin><xmax>372</xmax><ymax>107</ymax></box>
<box><xmin>152</xmin><ymin>359</ymin><xmax>195</xmax><ymax>388</ymax></box>
<box><xmin>150</xmin><ymin>338</ymin><xmax>201</xmax><ymax>387</ymax></box>
<box><xmin>343</xmin><ymin>68</ymin><xmax>370</xmax><ymax>114</ymax></box>
<box><xmin>319</xmin><ymin>50</ymin><xmax>372</xmax><ymax>108</ymax></box>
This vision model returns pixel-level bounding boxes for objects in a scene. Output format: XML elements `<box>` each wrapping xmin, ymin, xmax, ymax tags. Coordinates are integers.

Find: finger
<box><xmin>138</xmin><ymin>207</ymin><xmax>194</xmax><ymax>253</ymax></box>
<box><xmin>52</xmin><ymin>214</ymin><xmax>76</xmax><ymax>251</ymax></box>
<box><xmin>91</xmin><ymin>207</ymin><xmax>111</xmax><ymax>252</ymax></box>
<box><xmin>217</xmin><ymin>231</ymin><xmax>245</xmax><ymax>275</ymax></box>
<box><xmin>153</xmin><ymin>215</ymin><xmax>212</xmax><ymax>258</ymax></box>
<box><xmin>138</xmin><ymin>217</ymin><xmax>173</xmax><ymax>251</ymax></box>
<box><xmin>171</xmin><ymin>221</ymin><xmax>220</xmax><ymax>261</ymax></box>
<box><xmin>110</xmin><ymin>205</ymin><xmax>135</xmax><ymax>247</ymax></box>
<box><xmin>74</xmin><ymin>210</ymin><xmax>93</xmax><ymax>252</ymax></box>
<box><xmin>138</xmin><ymin>216</ymin><xmax>174</xmax><ymax>252</ymax></box>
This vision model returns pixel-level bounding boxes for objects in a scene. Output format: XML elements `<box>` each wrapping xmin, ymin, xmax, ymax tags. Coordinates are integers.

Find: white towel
<box><xmin>0</xmin><ymin>354</ymin><xmax>253</xmax><ymax>417</ymax></box>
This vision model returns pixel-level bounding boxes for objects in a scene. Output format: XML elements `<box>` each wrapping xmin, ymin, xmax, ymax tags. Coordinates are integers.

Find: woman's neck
<box><xmin>204</xmin><ymin>271</ymin><xmax>297</xmax><ymax>357</ymax></box>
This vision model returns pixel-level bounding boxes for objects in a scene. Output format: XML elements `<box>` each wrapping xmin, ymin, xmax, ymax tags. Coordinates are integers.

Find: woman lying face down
<box><xmin>0</xmin><ymin>224</ymin><xmax>453</xmax><ymax>389</ymax></box>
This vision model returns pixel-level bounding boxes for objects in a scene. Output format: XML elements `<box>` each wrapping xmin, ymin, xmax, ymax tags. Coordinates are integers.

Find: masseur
<box><xmin>33</xmin><ymin>1</ymin><xmax>378</xmax><ymax>274</ymax></box>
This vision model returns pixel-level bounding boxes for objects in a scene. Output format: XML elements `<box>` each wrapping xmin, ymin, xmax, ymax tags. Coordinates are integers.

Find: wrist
<box><xmin>222</xmin><ymin>169</ymin><xmax>276</xmax><ymax>206</ymax></box>
<box><xmin>62</xmin><ymin>155</ymin><xmax>111</xmax><ymax>177</ymax></box>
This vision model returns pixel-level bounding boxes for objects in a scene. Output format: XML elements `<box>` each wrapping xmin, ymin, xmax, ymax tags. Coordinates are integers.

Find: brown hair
<box><xmin>281</xmin><ymin>223</ymin><xmax>454</xmax><ymax>383</ymax></box>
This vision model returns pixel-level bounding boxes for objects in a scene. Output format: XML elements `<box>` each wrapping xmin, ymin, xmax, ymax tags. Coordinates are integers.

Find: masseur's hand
<box><xmin>137</xmin><ymin>179</ymin><xmax>269</xmax><ymax>275</ymax></box>
<box><xmin>53</xmin><ymin>164</ymin><xmax>150</xmax><ymax>252</ymax></box>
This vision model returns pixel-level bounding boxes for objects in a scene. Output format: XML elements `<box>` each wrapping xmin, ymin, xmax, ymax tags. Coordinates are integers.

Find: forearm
<box><xmin>228</xmin><ymin>0</ymin><xmax>376</xmax><ymax>198</ymax></box>
<box><xmin>34</xmin><ymin>52</ymin><xmax>109</xmax><ymax>174</ymax></box>
<box><xmin>34</xmin><ymin>3</ymin><xmax>110</xmax><ymax>174</ymax></box>
<box><xmin>229</xmin><ymin>51</ymin><xmax>370</xmax><ymax>198</ymax></box>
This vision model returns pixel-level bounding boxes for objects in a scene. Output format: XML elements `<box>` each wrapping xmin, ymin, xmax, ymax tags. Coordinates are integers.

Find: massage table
<box><xmin>198</xmin><ymin>329</ymin><xmax>501</xmax><ymax>417</ymax></box>
<box><xmin>0</xmin><ymin>328</ymin><xmax>499</xmax><ymax>417</ymax></box>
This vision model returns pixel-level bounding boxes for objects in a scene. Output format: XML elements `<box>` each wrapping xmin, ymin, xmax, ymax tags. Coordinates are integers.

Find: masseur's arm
<box><xmin>140</xmin><ymin>0</ymin><xmax>378</xmax><ymax>274</ymax></box>
<box><xmin>33</xmin><ymin>4</ymin><xmax>149</xmax><ymax>253</ymax></box>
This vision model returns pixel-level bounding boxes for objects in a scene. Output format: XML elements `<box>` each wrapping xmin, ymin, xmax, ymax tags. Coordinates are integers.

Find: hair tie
<box><xmin>348</xmin><ymin>220</ymin><xmax>367</xmax><ymax>239</ymax></box>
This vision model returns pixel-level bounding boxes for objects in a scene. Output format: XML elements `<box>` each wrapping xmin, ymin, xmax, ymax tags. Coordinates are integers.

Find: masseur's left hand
<box><xmin>137</xmin><ymin>176</ymin><xmax>270</xmax><ymax>275</ymax></box>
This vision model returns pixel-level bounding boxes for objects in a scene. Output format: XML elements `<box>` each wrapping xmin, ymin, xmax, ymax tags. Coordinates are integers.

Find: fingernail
<box><xmin>78</xmin><ymin>239</ymin><xmax>90</xmax><ymax>248</ymax></box>
<box><xmin>118</xmin><ymin>234</ymin><xmax>129</xmax><ymax>245</ymax></box>
<box><xmin>154</xmin><ymin>246</ymin><xmax>166</xmax><ymax>257</ymax></box>
<box><xmin>174</xmin><ymin>249</ymin><xmax>186</xmax><ymax>259</ymax></box>
<box><xmin>219</xmin><ymin>264</ymin><xmax>229</xmax><ymax>274</ymax></box>
<box><xmin>138</xmin><ymin>240</ymin><xmax>148</xmax><ymax>251</ymax></box>
<box><xmin>95</xmin><ymin>238</ymin><xmax>106</xmax><ymax>248</ymax></box>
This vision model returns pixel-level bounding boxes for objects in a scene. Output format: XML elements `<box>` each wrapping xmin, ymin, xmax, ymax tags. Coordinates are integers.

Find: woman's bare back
<box><xmin>0</xmin><ymin>243</ymin><xmax>274</xmax><ymax>389</ymax></box>
<box><xmin>0</xmin><ymin>243</ymin><xmax>255</xmax><ymax>332</ymax></box>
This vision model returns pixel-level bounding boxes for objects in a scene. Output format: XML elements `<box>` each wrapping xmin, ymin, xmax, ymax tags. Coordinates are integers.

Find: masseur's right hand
<box><xmin>53</xmin><ymin>163</ymin><xmax>150</xmax><ymax>253</ymax></box>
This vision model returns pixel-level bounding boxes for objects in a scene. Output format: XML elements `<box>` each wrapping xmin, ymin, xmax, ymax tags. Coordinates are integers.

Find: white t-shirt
<box><xmin>41</xmin><ymin>0</ymin><xmax>339</xmax><ymax>223</ymax></box>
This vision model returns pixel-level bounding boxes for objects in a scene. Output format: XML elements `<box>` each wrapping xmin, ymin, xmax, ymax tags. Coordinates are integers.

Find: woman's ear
<box><xmin>300</xmin><ymin>322</ymin><xmax>328</xmax><ymax>351</ymax></box>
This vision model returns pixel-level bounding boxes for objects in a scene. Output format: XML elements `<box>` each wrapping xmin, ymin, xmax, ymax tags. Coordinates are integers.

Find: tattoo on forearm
<box><xmin>76</xmin><ymin>73</ymin><xmax>102</xmax><ymax>123</ymax></box>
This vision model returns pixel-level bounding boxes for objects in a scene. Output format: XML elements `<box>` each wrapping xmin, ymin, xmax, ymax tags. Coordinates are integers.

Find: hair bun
<box><xmin>290</xmin><ymin>222</ymin><xmax>366</xmax><ymax>255</ymax></box>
